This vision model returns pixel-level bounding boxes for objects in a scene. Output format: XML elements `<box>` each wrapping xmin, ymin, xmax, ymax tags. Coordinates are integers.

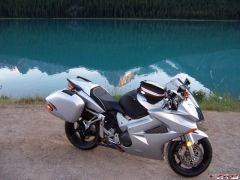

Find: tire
<box><xmin>168</xmin><ymin>138</ymin><xmax>212</xmax><ymax>177</ymax></box>
<box><xmin>65</xmin><ymin>121</ymin><xmax>99</xmax><ymax>150</ymax></box>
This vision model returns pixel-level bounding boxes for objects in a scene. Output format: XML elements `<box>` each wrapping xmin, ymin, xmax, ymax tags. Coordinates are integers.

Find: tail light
<box><xmin>47</xmin><ymin>103</ymin><xmax>56</xmax><ymax>112</ymax></box>
<box><xmin>67</xmin><ymin>82</ymin><xmax>77</xmax><ymax>92</ymax></box>
<box><xmin>47</xmin><ymin>104</ymin><xmax>53</xmax><ymax>112</ymax></box>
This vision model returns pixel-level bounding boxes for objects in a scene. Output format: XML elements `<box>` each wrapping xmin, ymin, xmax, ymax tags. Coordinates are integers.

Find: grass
<box><xmin>200</xmin><ymin>97</ymin><xmax>240</xmax><ymax>112</ymax></box>
<box><xmin>0</xmin><ymin>96</ymin><xmax>45</xmax><ymax>105</ymax></box>
<box><xmin>193</xmin><ymin>91</ymin><xmax>240</xmax><ymax>112</ymax></box>
<box><xmin>1</xmin><ymin>92</ymin><xmax>240</xmax><ymax>111</ymax></box>
<box><xmin>112</xmin><ymin>95</ymin><xmax>121</xmax><ymax>101</ymax></box>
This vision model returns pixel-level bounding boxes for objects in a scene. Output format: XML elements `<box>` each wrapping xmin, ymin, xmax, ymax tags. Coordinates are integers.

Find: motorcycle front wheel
<box><xmin>65</xmin><ymin>121</ymin><xmax>99</xmax><ymax>150</ymax></box>
<box><xmin>167</xmin><ymin>138</ymin><xmax>212</xmax><ymax>177</ymax></box>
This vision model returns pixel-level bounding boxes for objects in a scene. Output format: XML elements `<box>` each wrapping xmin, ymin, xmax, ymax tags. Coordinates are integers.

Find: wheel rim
<box><xmin>171</xmin><ymin>140</ymin><xmax>210</xmax><ymax>174</ymax></box>
<box><xmin>69</xmin><ymin>121</ymin><xmax>98</xmax><ymax>145</ymax></box>
<box><xmin>174</xmin><ymin>142</ymin><xmax>204</xmax><ymax>169</ymax></box>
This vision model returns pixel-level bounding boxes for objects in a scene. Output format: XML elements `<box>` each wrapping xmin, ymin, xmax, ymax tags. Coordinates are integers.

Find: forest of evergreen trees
<box><xmin>0</xmin><ymin>0</ymin><xmax>240</xmax><ymax>19</ymax></box>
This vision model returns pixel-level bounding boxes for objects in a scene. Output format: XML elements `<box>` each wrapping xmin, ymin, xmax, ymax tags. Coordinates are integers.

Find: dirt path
<box><xmin>0</xmin><ymin>105</ymin><xmax>239</xmax><ymax>180</ymax></box>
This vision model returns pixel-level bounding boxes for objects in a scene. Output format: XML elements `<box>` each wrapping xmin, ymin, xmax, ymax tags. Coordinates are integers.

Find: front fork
<box><xmin>172</xmin><ymin>129</ymin><xmax>208</xmax><ymax>160</ymax></box>
<box><xmin>184</xmin><ymin>133</ymin><xmax>196</xmax><ymax>159</ymax></box>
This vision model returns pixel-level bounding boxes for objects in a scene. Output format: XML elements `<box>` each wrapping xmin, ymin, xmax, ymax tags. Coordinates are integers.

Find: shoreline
<box><xmin>1</xmin><ymin>95</ymin><xmax>239</xmax><ymax>112</ymax></box>
<box><xmin>0</xmin><ymin>17</ymin><xmax>239</xmax><ymax>22</ymax></box>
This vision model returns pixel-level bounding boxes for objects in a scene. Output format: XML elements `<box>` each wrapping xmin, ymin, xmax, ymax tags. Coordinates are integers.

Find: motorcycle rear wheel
<box><xmin>168</xmin><ymin>138</ymin><xmax>212</xmax><ymax>177</ymax></box>
<box><xmin>65</xmin><ymin>121</ymin><xmax>99</xmax><ymax>150</ymax></box>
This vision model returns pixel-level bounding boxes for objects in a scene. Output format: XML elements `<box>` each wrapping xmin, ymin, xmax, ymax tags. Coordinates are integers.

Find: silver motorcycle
<box><xmin>46</xmin><ymin>77</ymin><xmax>212</xmax><ymax>177</ymax></box>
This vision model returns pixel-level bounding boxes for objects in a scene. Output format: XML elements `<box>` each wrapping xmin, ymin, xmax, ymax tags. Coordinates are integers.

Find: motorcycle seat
<box><xmin>90</xmin><ymin>86</ymin><xmax>124</xmax><ymax>114</ymax></box>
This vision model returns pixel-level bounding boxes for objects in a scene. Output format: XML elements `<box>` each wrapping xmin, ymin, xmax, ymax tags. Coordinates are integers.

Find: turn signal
<box><xmin>47</xmin><ymin>103</ymin><xmax>53</xmax><ymax>112</ymax></box>
<box><xmin>182</xmin><ymin>90</ymin><xmax>189</xmax><ymax>100</ymax></box>
<box><xmin>186</xmin><ymin>128</ymin><xmax>197</xmax><ymax>134</ymax></box>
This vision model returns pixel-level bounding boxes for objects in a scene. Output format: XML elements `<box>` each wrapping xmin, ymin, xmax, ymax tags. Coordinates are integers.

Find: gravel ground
<box><xmin>0</xmin><ymin>105</ymin><xmax>239</xmax><ymax>180</ymax></box>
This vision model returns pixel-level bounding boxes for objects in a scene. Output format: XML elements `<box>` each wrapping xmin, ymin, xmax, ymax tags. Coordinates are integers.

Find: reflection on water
<box><xmin>0</xmin><ymin>61</ymin><xmax>210</xmax><ymax>97</ymax></box>
<box><xmin>0</xmin><ymin>20</ymin><xmax>240</xmax><ymax>97</ymax></box>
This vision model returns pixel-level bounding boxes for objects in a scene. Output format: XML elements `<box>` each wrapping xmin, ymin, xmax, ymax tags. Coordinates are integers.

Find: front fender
<box><xmin>191</xmin><ymin>130</ymin><xmax>208</xmax><ymax>141</ymax></box>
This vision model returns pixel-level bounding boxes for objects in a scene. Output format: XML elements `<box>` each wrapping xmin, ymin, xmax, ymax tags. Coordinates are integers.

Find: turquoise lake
<box><xmin>0</xmin><ymin>19</ymin><xmax>239</xmax><ymax>98</ymax></box>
